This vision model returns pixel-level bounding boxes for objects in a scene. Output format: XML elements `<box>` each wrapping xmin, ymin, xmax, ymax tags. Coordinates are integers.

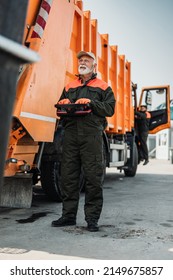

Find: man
<box><xmin>51</xmin><ymin>51</ymin><xmax>115</xmax><ymax>231</ymax></box>
<box><xmin>135</xmin><ymin>105</ymin><xmax>151</xmax><ymax>165</ymax></box>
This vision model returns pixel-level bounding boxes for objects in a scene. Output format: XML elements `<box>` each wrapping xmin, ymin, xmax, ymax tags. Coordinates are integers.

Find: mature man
<box><xmin>135</xmin><ymin>105</ymin><xmax>151</xmax><ymax>165</ymax></box>
<box><xmin>52</xmin><ymin>51</ymin><xmax>115</xmax><ymax>231</ymax></box>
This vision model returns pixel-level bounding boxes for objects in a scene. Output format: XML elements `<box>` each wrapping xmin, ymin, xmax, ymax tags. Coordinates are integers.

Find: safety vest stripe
<box><xmin>20</xmin><ymin>112</ymin><xmax>56</xmax><ymax>123</ymax></box>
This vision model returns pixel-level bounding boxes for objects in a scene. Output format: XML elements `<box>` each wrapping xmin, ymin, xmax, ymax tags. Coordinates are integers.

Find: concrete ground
<box><xmin>0</xmin><ymin>158</ymin><xmax>173</xmax><ymax>260</ymax></box>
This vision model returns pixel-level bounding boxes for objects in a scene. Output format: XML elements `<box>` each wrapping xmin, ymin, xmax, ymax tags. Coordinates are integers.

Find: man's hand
<box><xmin>75</xmin><ymin>98</ymin><xmax>91</xmax><ymax>104</ymax></box>
<box><xmin>57</xmin><ymin>99</ymin><xmax>71</xmax><ymax>104</ymax></box>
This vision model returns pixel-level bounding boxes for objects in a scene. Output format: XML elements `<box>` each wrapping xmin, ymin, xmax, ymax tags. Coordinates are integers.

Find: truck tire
<box><xmin>41</xmin><ymin>160</ymin><xmax>62</xmax><ymax>202</ymax></box>
<box><xmin>41</xmin><ymin>159</ymin><xmax>86</xmax><ymax>201</ymax></box>
<box><xmin>124</xmin><ymin>142</ymin><xmax>138</xmax><ymax>177</ymax></box>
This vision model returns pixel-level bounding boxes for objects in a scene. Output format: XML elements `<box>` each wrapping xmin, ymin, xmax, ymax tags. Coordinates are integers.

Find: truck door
<box><xmin>139</xmin><ymin>85</ymin><xmax>170</xmax><ymax>134</ymax></box>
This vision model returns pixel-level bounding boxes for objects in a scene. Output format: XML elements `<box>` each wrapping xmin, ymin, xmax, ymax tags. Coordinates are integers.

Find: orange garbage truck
<box><xmin>0</xmin><ymin>0</ymin><xmax>170</xmax><ymax>208</ymax></box>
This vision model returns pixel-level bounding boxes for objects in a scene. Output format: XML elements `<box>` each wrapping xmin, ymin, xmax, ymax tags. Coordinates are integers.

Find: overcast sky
<box><xmin>83</xmin><ymin>0</ymin><xmax>173</xmax><ymax>99</ymax></box>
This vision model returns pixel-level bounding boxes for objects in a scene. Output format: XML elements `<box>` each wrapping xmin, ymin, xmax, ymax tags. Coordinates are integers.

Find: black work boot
<box><xmin>87</xmin><ymin>220</ymin><xmax>99</xmax><ymax>232</ymax></box>
<box><xmin>51</xmin><ymin>216</ymin><xmax>76</xmax><ymax>227</ymax></box>
<box><xmin>143</xmin><ymin>159</ymin><xmax>149</xmax><ymax>165</ymax></box>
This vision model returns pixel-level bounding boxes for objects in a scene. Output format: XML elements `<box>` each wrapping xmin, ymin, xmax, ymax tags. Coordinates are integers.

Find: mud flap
<box><xmin>0</xmin><ymin>174</ymin><xmax>33</xmax><ymax>208</ymax></box>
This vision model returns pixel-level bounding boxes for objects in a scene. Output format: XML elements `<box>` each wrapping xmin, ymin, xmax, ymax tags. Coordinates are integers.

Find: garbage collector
<box><xmin>135</xmin><ymin>105</ymin><xmax>151</xmax><ymax>165</ymax></box>
<box><xmin>51</xmin><ymin>51</ymin><xmax>115</xmax><ymax>231</ymax></box>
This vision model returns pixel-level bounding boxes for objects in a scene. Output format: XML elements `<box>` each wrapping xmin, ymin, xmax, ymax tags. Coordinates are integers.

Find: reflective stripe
<box><xmin>31</xmin><ymin>0</ymin><xmax>53</xmax><ymax>38</ymax></box>
<box><xmin>40</xmin><ymin>7</ymin><xmax>49</xmax><ymax>21</ymax></box>
<box><xmin>20</xmin><ymin>112</ymin><xmax>56</xmax><ymax>123</ymax></box>
<box><xmin>33</xmin><ymin>22</ymin><xmax>44</xmax><ymax>38</ymax></box>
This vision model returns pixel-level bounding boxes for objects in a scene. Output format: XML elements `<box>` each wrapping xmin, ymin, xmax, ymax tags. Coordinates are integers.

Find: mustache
<box><xmin>79</xmin><ymin>65</ymin><xmax>87</xmax><ymax>69</ymax></box>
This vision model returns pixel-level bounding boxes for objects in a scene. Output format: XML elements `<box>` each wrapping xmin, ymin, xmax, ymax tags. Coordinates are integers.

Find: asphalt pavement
<box><xmin>0</xmin><ymin>158</ymin><xmax>173</xmax><ymax>260</ymax></box>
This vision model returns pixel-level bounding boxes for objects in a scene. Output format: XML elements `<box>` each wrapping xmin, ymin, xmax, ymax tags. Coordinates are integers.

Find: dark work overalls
<box><xmin>135</xmin><ymin>111</ymin><xmax>151</xmax><ymax>161</ymax></box>
<box><xmin>58</xmin><ymin>75</ymin><xmax>115</xmax><ymax>223</ymax></box>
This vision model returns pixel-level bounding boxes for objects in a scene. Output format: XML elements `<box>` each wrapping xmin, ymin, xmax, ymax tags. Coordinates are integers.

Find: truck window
<box><xmin>141</xmin><ymin>88</ymin><xmax>167</xmax><ymax>111</ymax></box>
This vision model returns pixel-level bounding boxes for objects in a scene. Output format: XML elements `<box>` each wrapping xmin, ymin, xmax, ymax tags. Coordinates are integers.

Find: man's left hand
<box><xmin>75</xmin><ymin>98</ymin><xmax>91</xmax><ymax>104</ymax></box>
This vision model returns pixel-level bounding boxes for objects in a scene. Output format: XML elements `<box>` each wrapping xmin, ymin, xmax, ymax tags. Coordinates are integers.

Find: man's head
<box><xmin>77</xmin><ymin>51</ymin><xmax>97</xmax><ymax>76</ymax></box>
<box><xmin>140</xmin><ymin>105</ymin><xmax>147</xmax><ymax>112</ymax></box>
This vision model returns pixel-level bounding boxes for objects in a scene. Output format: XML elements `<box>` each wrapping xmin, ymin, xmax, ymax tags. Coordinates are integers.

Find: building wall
<box><xmin>153</xmin><ymin>121</ymin><xmax>173</xmax><ymax>160</ymax></box>
<box><xmin>155</xmin><ymin>129</ymin><xmax>169</xmax><ymax>159</ymax></box>
<box><xmin>148</xmin><ymin>135</ymin><xmax>156</xmax><ymax>158</ymax></box>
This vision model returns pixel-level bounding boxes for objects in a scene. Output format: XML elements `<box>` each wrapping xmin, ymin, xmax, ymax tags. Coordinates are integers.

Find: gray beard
<box><xmin>78</xmin><ymin>66</ymin><xmax>92</xmax><ymax>75</ymax></box>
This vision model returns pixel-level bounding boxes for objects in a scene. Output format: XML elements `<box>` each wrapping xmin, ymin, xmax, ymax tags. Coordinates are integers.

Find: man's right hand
<box><xmin>57</xmin><ymin>99</ymin><xmax>71</xmax><ymax>104</ymax></box>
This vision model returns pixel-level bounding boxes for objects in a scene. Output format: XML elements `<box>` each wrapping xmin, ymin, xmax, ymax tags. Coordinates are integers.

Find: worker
<box><xmin>51</xmin><ymin>51</ymin><xmax>115</xmax><ymax>232</ymax></box>
<box><xmin>135</xmin><ymin>105</ymin><xmax>151</xmax><ymax>165</ymax></box>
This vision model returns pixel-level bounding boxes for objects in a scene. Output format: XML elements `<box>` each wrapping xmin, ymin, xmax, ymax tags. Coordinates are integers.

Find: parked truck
<box><xmin>0</xmin><ymin>0</ymin><xmax>170</xmax><ymax>208</ymax></box>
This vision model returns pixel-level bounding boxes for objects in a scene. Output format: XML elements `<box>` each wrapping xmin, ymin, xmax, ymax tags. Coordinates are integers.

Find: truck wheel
<box><xmin>41</xmin><ymin>160</ymin><xmax>86</xmax><ymax>201</ymax></box>
<box><xmin>124</xmin><ymin>142</ymin><xmax>138</xmax><ymax>177</ymax></box>
<box><xmin>40</xmin><ymin>160</ymin><xmax>62</xmax><ymax>202</ymax></box>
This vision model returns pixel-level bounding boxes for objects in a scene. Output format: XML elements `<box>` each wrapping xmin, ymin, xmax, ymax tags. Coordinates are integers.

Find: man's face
<box><xmin>78</xmin><ymin>55</ymin><xmax>96</xmax><ymax>75</ymax></box>
<box><xmin>140</xmin><ymin>106</ymin><xmax>147</xmax><ymax>112</ymax></box>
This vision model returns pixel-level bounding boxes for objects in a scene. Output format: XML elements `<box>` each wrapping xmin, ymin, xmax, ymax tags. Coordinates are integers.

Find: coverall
<box><xmin>135</xmin><ymin>110</ymin><xmax>151</xmax><ymax>162</ymax></box>
<box><xmin>58</xmin><ymin>74</ymin><xmax>115</xmax><ymax>223</ymax></box>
